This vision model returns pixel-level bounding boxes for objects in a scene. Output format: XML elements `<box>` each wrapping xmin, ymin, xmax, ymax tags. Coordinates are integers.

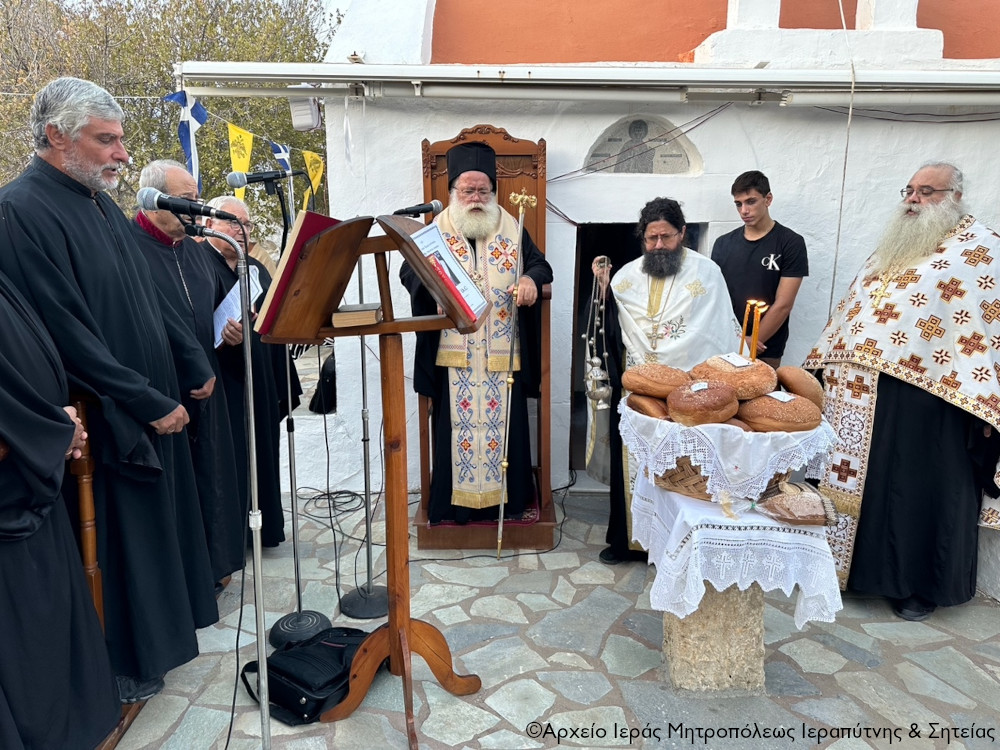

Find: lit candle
<box><xmin>739</xmin><ymin>300</ymin><xmax>753</xmax><ymax>356</ymax></box>
<box><xmin>750</xmin><ymin>302</ymin><xmax>762</xmax><ymax>360</ymax></box>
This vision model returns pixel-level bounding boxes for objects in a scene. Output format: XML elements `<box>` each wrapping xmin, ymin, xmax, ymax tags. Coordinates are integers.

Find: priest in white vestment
<box><xmin>594</xmin><ymin>197</ymin><xmax>740</xmax><ymax>564</ymax></box>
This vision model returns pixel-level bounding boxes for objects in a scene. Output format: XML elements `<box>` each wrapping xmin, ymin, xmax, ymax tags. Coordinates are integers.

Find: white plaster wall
<box><xmin>980</xmin><ymin>534</ymin><xmax>1000</xmax><ymax>600</ymax></box>
<box><xmin>282</xmin><ymin>3</ymin><xmax>1000</xmax><ymax>596</ymax></box>
<box><xmin>285</xmin><ymin>96</ymin><xmax>1000</xmax><ymax>469</ymax></box>
<box><xmin>325</xmin><ymin>0</ymin><xmax>436</xmax><ymax>65</ymax></box>
<box><xmin>694</xmin><ymin>29</ymin><xmax>943</xmax><ymax>67</ymax></box>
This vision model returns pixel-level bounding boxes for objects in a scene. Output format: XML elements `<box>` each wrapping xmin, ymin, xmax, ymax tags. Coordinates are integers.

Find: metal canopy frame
<box><xmin>173</xmin><ymin>61</ymin><xmax>1000</xmax><ymax>107</ymax></box>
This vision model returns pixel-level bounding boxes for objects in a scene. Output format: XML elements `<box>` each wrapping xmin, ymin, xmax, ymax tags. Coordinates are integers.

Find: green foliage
<box><xmin>0</xmin><ymin>0</ymin><xmax>340</xmax><ymax>235</ymax></box>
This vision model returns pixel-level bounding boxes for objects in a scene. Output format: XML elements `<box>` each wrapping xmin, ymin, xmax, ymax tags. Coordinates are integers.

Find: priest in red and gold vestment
<box><xmin>806</xmin><ymin>162</ymin><xmax>1000</xmax><ymax>621</ymax></box>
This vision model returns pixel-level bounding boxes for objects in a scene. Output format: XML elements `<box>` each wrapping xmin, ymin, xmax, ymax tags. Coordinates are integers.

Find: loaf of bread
<box><xmin>776</xmin><ymin>366</ymin><xmax>825</xmax><ymax>410</ymax></box>
<box><xmin>755</xmin><ymin>481</ymin><xmax>837</xmax><ymax>526</ymax></box>
<box><xmin>627</xmin><ymin>393</ymin><xmax>670</xmax><ymax>419</ymax></box>
<box><xmin>737</xmin><ymin>392</ymin><xmax>822</xmax><ymax>432</ymax></box>
<box><xmin>622</xmin><ymin>363</ymin><xmax>691</xmax><ymax>398</ymax></box>
<box><xmin>689</xmin><ymin>355</ymin><xmax>777</xmax><ymax>400</ymax></box>
<box><xmin>666</xmin><ymin>380</ymin><xmax>739</xmax><ymax>426</ymax></box>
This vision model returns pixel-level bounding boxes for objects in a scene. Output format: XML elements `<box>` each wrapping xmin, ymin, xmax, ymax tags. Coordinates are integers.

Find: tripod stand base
<box><xmin>340</xmin><ymin>585</ymin><xmax>389</xmax><ymax>619</ymax></box>
<box><xmin>268</xmin><ymin>610</ymin><xmax>333</xmax><ymax>648</ymax></box>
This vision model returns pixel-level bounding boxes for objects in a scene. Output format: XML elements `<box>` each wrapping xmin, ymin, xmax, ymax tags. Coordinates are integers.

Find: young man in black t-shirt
<box><xmin>710</xmin><ymin>170</ymin><xmax>808</xmax><ymax>366</ymax></box>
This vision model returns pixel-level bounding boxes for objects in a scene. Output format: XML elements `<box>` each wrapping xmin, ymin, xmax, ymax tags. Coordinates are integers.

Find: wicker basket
<box><xmin>652</xmin><ymin>456</ymin><xmax>789</xmax><ymax>502</ymax></box>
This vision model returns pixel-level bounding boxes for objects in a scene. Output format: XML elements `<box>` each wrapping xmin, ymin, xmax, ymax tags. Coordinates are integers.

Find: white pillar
<box><xmin>856</xmin><ymin>0</ymin><xmax>919</xmax><ymax>30</ymax></box>
<box><xmin>726</xmin><ymin>0</ymin><xmax>781</xmax><ymax>30</ymax></box>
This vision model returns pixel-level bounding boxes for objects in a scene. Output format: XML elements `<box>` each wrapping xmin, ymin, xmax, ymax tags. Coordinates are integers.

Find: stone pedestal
<box><xmin>662</xmin><ymin>583</ymin><xmax>765</xmax><ymax>691</ymax></box>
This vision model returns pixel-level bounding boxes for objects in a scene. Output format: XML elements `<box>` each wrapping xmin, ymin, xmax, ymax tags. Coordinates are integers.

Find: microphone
<box><xmin>226</xmin><ymin>170</ymin><xmax>300</xmax><ymax>188</ymax></box>
<box><xmin>137</xmin><ymin>187</ymin><xmax>239</xmax><ymax>221</ymax></box>
<box><xmin>392</xmin><ymin>199</ymin><xmax>443</xmax><ymax>217</ymax></box>
<box><xmin>184</xmin><ymin>224</ymin><xmax>213</xmax><ymax>238</ymax></box>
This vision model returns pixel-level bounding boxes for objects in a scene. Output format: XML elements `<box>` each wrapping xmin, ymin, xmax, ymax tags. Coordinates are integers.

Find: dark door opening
<box><xmin>570</xmin><ymin>223</ymin><xmax>638</xmax><ymax>472</ymax></box>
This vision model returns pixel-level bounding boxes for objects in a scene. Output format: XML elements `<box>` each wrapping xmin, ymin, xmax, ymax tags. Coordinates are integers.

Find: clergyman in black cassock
<box><xmin>0</xmin><ymin>268</ymin><xmax>121</xmax><ymax>750</ymax></box>
<box><xmin>133</xmin><ymin>160</ymin><xmax>245</xmax><ymax>583</ymax></box>
<box><xmin>202</xmin><ymin>197</ymin><xmax>302</xmax><ymax>547</ymax></box>
<box><xmin>0</xmin><ymin>78</ymin><xmax>217</xmax><ymax>698</ymax></box>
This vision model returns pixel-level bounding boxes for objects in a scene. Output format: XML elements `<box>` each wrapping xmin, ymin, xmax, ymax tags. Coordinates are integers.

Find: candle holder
<box><xmin>740</xmin><ymin>300</ymin><xmax>754</xmax><ymax>357</ymax></box>
<box><xmin>748</xmin><ymin>301</ymin><xmax>770</xmax><ymax>361</ymax></box>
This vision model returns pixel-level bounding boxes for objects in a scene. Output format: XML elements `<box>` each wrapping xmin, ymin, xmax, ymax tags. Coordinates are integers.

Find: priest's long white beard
<box><xmin>450</xmin><ymin>193</ymin><xmax>502</xmax><ymax>241</ymax></box>
<box><xmin>871</xmin><ymin>199</ymin><xmax>964</xmax><ymax>274</ymax></box>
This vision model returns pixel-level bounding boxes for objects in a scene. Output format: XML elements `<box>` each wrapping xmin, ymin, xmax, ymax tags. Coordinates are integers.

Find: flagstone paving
<box><xmin>116</xmin><ymin>487</ymin><xmax>1000</xmax><ymax>749</ymax></box>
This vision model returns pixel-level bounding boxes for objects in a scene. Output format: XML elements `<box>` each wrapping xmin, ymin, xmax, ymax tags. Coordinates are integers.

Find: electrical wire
<box><xmin>827</xmin><ymin>0</ymin><xmax>858</xmax><ymax>319</ymax></box>
<box><xmin>815</xmin><ymin>106</ymin><xmax>1000</xmax><ymax>123</ymax></box>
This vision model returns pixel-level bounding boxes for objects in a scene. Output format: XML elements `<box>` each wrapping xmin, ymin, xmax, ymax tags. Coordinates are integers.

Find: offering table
<box><xmin>619</xmin><ymin>404</ymin><xmax>842</xmax><ymax>691</ymax></box>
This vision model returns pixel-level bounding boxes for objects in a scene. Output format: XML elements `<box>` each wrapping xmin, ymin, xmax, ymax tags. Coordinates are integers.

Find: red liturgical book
<box><xmin>256</xmin><ymin>210</ymin><xmax>340</xmax><ymax>335</ymax></box>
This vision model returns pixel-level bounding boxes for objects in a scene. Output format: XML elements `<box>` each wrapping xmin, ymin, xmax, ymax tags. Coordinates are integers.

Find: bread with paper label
<box><xmin>622</xmin><ymin>363</ymin><xmax>690</xmax><ymax>398</ymax></box>
<box><xmin>689</xmin><ymin>354</ymin><xmax>777</xmax><ymax>400</ymax></box>
<box><xmin>737</xmin><ymin>391</ymin><xmax>822</xmax><ymax>432</ymax></box>
<box><xmin>776</xmin><ymin>366</ymin><xmax>825</xmax><ymax>410</ymax></box>
<box><xmin>666</xmin><ymin>380</ymin><xmax>738</xmax><ymax>426</ymax></box>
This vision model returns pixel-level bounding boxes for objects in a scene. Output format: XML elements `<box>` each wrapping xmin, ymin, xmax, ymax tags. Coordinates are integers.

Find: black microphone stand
<box><xmin>262</xmin><ymin>178</ymin><xmax>333</xmax><ymax>647</ymax></box>
<box><xmin>186</xmin><ymin>223</ymin><xmax>272</xmax><ymax>748</ymax></box>
<box><xmin>337</xmin><ymin>256</ymin><xmax>389</xmax><ymax>619</ymax></box>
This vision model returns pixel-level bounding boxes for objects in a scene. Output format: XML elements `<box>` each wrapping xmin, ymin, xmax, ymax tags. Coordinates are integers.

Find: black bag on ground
<box><xmin>240</xmin><ymin>626</ymin><xmax>368</xmax><ymax>726</ymax></box>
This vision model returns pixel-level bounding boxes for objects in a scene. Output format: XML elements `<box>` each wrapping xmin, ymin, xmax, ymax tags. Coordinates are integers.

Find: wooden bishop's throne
<box><xmin>415</xmin><ymin>124</ymin><xmax>554</xmax><ymax>550</ymax></box>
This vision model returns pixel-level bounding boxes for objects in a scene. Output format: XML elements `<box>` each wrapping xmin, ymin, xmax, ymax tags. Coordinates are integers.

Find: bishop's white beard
<box><xmin>450</xmin><ymin>192</ymin><xmax>502</xmax><ymax>242</ymax></box>
<box><xmin>871</xmin><ymin>198</ymin><xmax>964</xmax><ymax>275</ymax></box>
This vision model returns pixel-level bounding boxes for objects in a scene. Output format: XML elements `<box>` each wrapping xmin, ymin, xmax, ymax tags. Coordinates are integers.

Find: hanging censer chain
<box><xmin>584</xmin><ymin>256</ymin><xmax>612</xmax><ymax>409</ymax></box>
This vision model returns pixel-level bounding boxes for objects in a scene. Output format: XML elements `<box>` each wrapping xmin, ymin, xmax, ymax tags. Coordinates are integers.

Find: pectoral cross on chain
<box><xmin>648</xmin><ymin>327</ymin><xmax>664</xmax><ymax>349</ymax></box>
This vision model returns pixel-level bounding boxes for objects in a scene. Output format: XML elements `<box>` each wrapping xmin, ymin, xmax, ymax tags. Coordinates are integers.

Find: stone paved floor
<box><xmin>113</xmin><ymin>479</ymin><xmax>1000</xmax><ymax>750</ymax></box>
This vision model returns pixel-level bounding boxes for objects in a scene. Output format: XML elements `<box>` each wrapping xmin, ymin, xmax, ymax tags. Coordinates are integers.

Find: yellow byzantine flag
<box><xmin>302</xmin><ymin>150</ymin><xmax>325</xmax><ymax>211</ymax></box>
<box><xmin>228</xmin><ymin>123</ymin><xmax>254</xmax><ymax>200</ymax></box>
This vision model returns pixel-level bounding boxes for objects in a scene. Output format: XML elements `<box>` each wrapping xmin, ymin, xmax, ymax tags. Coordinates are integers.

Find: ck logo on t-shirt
<box><xmin>761</xmin><ymin>254</ymin><xmax>781</xmax><ymax>271</ymax></box>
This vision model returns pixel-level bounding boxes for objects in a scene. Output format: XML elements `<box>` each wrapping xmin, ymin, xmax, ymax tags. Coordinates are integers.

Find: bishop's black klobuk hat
<box><xmin>446</xmin><ymin>142</ymin><xmax>497</xmax><ymax>191</ymax></box>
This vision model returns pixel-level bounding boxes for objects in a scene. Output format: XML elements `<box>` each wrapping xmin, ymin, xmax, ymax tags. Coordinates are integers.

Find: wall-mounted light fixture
<box><xmin>288</xmin><ymin>83</ymin><xmax>322</xmax><ymax>131</ymax></box>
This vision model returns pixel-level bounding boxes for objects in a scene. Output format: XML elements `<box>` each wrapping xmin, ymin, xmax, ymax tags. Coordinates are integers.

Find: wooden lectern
<box><xmin>416</xmin><ymin>124</ymin><xmax>554</xmax><ymax>550</ymax></box>
<box><xmin>256</xmin><ymin>212</ymin><xmax>482</xmax><ymax>749</ymax></box>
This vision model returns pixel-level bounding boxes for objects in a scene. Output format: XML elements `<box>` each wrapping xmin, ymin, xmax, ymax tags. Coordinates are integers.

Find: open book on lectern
<box><xmin>255</xmin><ymin>210</ymin><xmax>490</xmax><ymax>343</ymax></box>
<box><xmin>409</xmin><ymin>222</ymin><xmax>489</xmax><ymax>322</ymax></box>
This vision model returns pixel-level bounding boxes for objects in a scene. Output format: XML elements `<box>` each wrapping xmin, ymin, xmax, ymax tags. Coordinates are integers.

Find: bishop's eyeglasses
<box><xmin>900</xmin><ymin>186</ymin><xmax>955</xmax><ymax>199</ymax></box>
<box><xmin>457</xmin><ymin>188</ymin><xmax>492</xmax><ymax>199</ymax></box>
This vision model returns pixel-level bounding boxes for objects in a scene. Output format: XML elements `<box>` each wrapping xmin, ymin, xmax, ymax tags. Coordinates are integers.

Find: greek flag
<box><xmin>270</xmin><ymin>142</ymin><xmax>291</xmax><ymax>171</ymax></box>
<box><xmin>163</xmin><ymin>90</ymin><xmax>209</xmax><ymax>190</ymax></box>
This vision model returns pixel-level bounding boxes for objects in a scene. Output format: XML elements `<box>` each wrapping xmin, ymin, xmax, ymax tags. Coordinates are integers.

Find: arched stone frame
<box><xmin>585</xmin><ymin>114</ymin><xmax>703</xmax><ymax>176</ymax></box>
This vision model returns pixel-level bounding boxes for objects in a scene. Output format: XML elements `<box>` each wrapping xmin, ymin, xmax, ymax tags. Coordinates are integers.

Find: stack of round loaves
<box><xmin>623</xmin><ymin>355</ymin><xmax>824</xmax><ymax>432</ymax></box>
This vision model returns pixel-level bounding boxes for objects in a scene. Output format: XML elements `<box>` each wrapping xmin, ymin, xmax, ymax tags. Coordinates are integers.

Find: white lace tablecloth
<box><xmin>632</xmin><ymin>472</ymin><xmax>842</xmax><ymax>629</ymax></box>
<box><xmin>619</xmin><ymin>401</ymin><xmax>837</xmax><ymax>505</ymax></box>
